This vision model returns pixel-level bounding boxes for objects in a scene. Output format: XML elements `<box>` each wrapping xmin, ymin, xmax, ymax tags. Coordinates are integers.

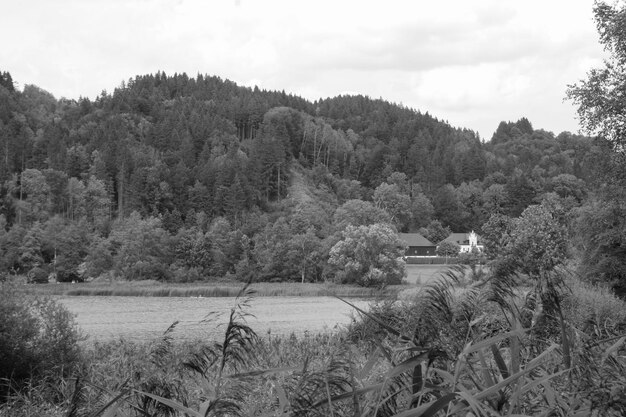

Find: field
<box><xmin>57</xmin><ymin>295</ymin><xmax>370</xmax><ymax>343</ymax></box>
<box><xmin>404</xmin><ymin>264</ymin><xmax>454</xmax><ymax>284</ymax></box>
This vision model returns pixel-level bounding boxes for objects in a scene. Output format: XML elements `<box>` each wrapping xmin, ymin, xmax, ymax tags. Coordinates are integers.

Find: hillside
<box><xmin>0</xmin><ymin>70</ymin><xmax>606</xmax><ymax>283</ymax></box>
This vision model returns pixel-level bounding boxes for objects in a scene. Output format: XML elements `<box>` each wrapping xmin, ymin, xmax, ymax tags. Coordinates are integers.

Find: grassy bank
<box><xmin>17</xmin><ymin>280</ymin><xmax>410</xmax><ymax>298</ymax></box>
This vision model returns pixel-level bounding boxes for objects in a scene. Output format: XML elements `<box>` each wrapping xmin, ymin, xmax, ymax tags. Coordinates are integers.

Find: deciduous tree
<box><xmin>329</xmin><ymin>223</ymin><xmax>406</xmax><ymax>287</ymax></box>
<box><xmin>436</xmin><ymin>241</ymin><xmax>460</xmax><ymax>258</ymax></box>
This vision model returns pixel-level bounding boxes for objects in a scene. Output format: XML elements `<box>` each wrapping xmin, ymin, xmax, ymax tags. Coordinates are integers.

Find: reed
<box><xmin>4</xmin><ymin>272</ymin><xmax>626</xmax><ymax>416</ymax></box>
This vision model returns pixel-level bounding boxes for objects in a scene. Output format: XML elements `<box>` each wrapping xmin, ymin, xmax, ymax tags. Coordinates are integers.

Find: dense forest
<box><xmin>0</xmin><ymin>68</ymin><xmax>620</xmax><ymax>290</ymax></box>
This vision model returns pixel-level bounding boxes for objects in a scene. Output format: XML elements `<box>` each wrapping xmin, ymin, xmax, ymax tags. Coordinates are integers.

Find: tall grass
<box><xmin>4</xmin><ymin>272</ymin><xmax>626</xmax><ymax>416</ymax></box>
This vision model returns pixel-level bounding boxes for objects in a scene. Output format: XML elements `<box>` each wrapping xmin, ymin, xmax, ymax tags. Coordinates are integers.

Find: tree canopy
<box><xmin>0</xmin><ymin>67</ymin><xmax>605</xmax><ymax>285</ymax></box>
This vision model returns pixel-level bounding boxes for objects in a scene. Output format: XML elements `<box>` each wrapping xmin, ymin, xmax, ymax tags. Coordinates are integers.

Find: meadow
<box><xmin>56</xmin><ymin>295</ymin><xmax>370</xmax><ymax>343</ymax></box>
<box><xmin>403</xmin><ymin>264</ymin><xmax>452</xmax><ymax>284</ymax></box>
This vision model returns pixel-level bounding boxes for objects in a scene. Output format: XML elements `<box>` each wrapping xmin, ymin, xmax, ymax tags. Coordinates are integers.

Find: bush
<box><xmin>0</xmin><ymin>284</ymin><xmax>83</xmax><ymax>398</ymax></box>
<box><xmin>26</xmin><ymin>266</ymin><xmax>49</xmax><ymax>284</ymax></box>
<box><xmin>168</xmin><ymin>265</ymin><xmax>203</xmax><ymax>282</ymax></box>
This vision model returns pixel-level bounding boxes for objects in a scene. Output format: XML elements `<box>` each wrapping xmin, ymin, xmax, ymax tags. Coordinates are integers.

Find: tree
<box><xmin>419</xmin><ymin>220</ymin><xmax>451</xmax><ymax>245</ymax></box>
<box><xmin>108</xmin><ymin>212</ymin><xmax>173</xmax><ymax>280</ymax></box>
<box><xmin>83</xmin><ymin>176</ymin><xmax>110</xmax><ymax>230</ymax></box>
<box><xmin>508</xmin><ymin>203</ymin><xmax>567</xmax><ymax>279</ymax></box>
<box><xmin>433</xmin><ymin>184</ymin><xmax>463</xmax><ymax>230</ymax></box>
<box><xmin>373</xmin><ymin>183</ymin><xmax>412</xmax><ymax>230</ymax></box>
<box><xmin>174</xmin><ymin>226</ymin><xmax>212</xmax><ymax>271</ymax></box>
<box><xmin>481</xmin><ymin>213</ymin><xmax>514</xmax><ymax>261</ymax></box>
<box><xmin>436</xmin><ymin>241</ymin><xmax>460</xmax><ymax>259</ymax></box>
<box><xmin>328</xmin><ymin>223</ymin><xmax>406</xmax><ymax>287</ymax></box>
<box><xmin>0</xmin><ymin>287</ymin><xmax>82</xmax><ymax>396</ymax></box>
<box><xmin>566</xmin><ymin>1</ymin><xmax>626</xmax><ymax>149</ymax></box>
<box><xmin>483</xmin><ymin>184</ymin><xmax>508</xmax><ymax>215</ymax></box>
<box><xmin>206</xmin><ymin>217</ymin><xmax>242</xmax><ymax>277</ymax></box>
<box><xmin>66</xmin><ymin>177</ymin><xmax>86</xmax><ymax>221</ymax></box>
<box><xmin>504</xmin><ymin>171</ymin><xmax>538</xmax><ymax>217</ymax></box>
<box><xmin>19</xmin><ymin>222</ymin><xmax>45</xmax><ymax>271</ymax></box>
<box><xmin>549</xmin><ymin>174</ymin><xmax>586</xmax><ymax>203</ymax></box>
<box><xmin>333</xmin><ymin>199</ymin><xmax>391</xmax><ymax>230</ymax></box>
<box><xmin>286</xmin><ymin>227</ymin><xmax>324</xmax><ymax>283</ymax></box>
<box><xmin>573</xmin><ymin>189</ymin><xmax>626</xmax><ymax>297</ymax></box>
<box><xmin>0</xmin><ymin>218</ymin><xmax>26</xmax><ymax>273</ymax></box>
<box><xmin>0</xmin><ymin>71</ymin><xmax>15</xmax><ymax>91</ymax></box>
<box><xmin>566</xmin><ymin>1</ymin><xmax>626</xmax><ymax>295</ymax></box>
<box><xmin>410</xmin><ymin>192</ymin><xmax>434</xmax><ymax>229</ymax></box>
<box><xmin>84</xmin><ymin>236</ymin><xmax>114</xmax><ymax>278</ymax></box>
<box><xmin>454</xmin><ymin>181</ymin><xmax>485</xmax><ymax>231</ymax></box>
<box><xmin>251</xmin><ymin>217</ymin><xmax>296</xmax><ymax>281</ymax></box>
<box><xmin>18</xmin><ymin>169</ymin><xmax>50</xmax><ymax>224</ymax></box>
<box><xmin>386</xmin><ymin>171</ymin><xmax>409</xmax><ymax>194</ymax></box>
<box><xmin>42</xmin><ymin>217</ymin><xmax>90</xmax><ymax>282</ymax></box>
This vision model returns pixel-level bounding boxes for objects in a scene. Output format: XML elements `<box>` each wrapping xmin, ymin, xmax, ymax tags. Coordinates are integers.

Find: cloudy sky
<box><xmin>3</xmin><ymin>0</ymin><xmax>606</xmax><ymax>140</ymax></box>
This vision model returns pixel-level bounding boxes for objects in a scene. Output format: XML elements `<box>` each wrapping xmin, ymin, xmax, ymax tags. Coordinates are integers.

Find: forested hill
<box><xmin>0</xmin><ymin>70</ymin><xmax>606</xmax><ymax>283</ymax></box>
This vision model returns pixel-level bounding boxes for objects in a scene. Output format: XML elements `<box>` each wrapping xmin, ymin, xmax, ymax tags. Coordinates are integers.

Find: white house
<box><xmin>440</xmin><ymin>231</ymin><xmax>484</xmax><ymax>253</ymax></box>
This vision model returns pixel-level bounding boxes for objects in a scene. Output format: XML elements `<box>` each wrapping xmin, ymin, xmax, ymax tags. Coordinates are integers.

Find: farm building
<box><xmin>398</xmin><ymin>233</ymin><xmax>437</xmax><ymax>257</ymax></box>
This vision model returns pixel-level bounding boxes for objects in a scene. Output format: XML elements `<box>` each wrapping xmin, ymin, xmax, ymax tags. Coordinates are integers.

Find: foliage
<box><xmin>458</xmin><ymin>248</ymin><xmax>487</xmax><ymax>280</ymax></box>
<box><xmin>572</xmin><ymin>188</ymin><xmax>626</xmax><ymax>297</ymax></box>
<box><xmin>332</xmin><ymin>199</ymin><xmax>391</xmax><ymax>230</ymax></box>
<box><xmin>435</xmin><ymin>240</ymin><xmax>460</xmax><ymax>257</ymax></box>
<box><xmin>373</xmin><ymin>182</ymin><xmax>412</xmax><ymax>230</ymax></box>
<box><xmin>567</xmin><ymin>1</ymin><xmax>626</xmax><ymax>148</ymax></box>
<box><xmin>41</xmin><ymin>217</ymin><xmax>91</xmax><ymax>282</ymax></box>
<box><xmin>0</xmin><ymin>284</ymin><xmax>83</xmax><ymax>397</ymax></box>
<box><xmin>566</xmin><ymin>1</ymin><xmax>626</xmax><ymax>297</ymax></box>
<box><xmin>107</xmin><ymin>212</ymin><xmax>174</xmax><ymax>280</ymax></box>
<box><xmin>16</xmin><ymin>272</ymin><xmax>623</xmax><ymax>416</ymax></box>
<box><xmin>18</xmin><ymin>221</ymin><xmax>44</xmax><ymax>271</ymax></box>
<box><xmin>419</xmin><ymin>219</ymin><xmax>451</xmax><ymax>245</ymax></box>
<box><xmin>410</xmin><ymin>192</ymin><xmax>434</xmax><ymax>229</ymax></box>
<box><xmin>329</xmin><ymin>223</ymin><xmax>407</xmax><ymax>286</ymax></box>
<box><xmin>481</xmin><ymin>213</ymin><xmax>514</xmax><ymax>260</ymax></box>
<box><xmin>508</xmin><ymin>203</ymin><xmax>568</xmax><ymax>278</ymax></box>
<box><xmin>0</xmin><ymin>68</ymin><xmax>605</xmax><ymax>283</ymax></box>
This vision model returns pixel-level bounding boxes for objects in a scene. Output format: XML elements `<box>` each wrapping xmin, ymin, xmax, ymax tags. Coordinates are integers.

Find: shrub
<box><xmin>26</xmin><ymin>266</ymin><xmax>49</xmax><ymax>283</ymax></box>
<box><xmin>0</xmin><ymin>284</ymin><xmax>83</xmax><ymax>398</ymax></box>
<box><xmin>329</xmin><ymin>223</ymin><xmax>406</xmax><ymax>286</ymax></box>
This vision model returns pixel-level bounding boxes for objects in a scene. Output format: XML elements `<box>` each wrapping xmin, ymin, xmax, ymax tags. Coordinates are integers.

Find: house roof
<box><xmin>398</xmin><ymin>233</ymin><xmax>435</xmax><ymax>247</ymax></box>
<box><xmin>442</xmin><ymin>232</ymin><xmax>483</xmax><ymax>245</ymax></box>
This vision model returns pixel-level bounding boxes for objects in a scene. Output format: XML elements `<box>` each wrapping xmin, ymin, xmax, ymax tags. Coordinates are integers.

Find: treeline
<box><xmin>0</xmin><ymin>70</ymin><xmax>610</xmax><ymax>284</ymax></box>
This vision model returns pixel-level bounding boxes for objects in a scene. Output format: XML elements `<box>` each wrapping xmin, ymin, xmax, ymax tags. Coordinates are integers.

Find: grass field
<box><xmin>404</xmin><ymin>264</ymin><xmax>454</xmax><ymax>284</ymax></box>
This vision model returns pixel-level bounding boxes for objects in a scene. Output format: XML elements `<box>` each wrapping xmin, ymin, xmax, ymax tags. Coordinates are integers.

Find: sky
<box><xmin>2</xmin><ymin>0</ymin><xmax>607</xmax><ymax>140</ymax></box>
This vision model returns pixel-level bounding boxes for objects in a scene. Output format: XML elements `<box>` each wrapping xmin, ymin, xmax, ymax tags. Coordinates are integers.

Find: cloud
<box><xmin>0</xmin><ymin>0</ymin><xmax>607</xmax><ymax>139</ymax></box>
